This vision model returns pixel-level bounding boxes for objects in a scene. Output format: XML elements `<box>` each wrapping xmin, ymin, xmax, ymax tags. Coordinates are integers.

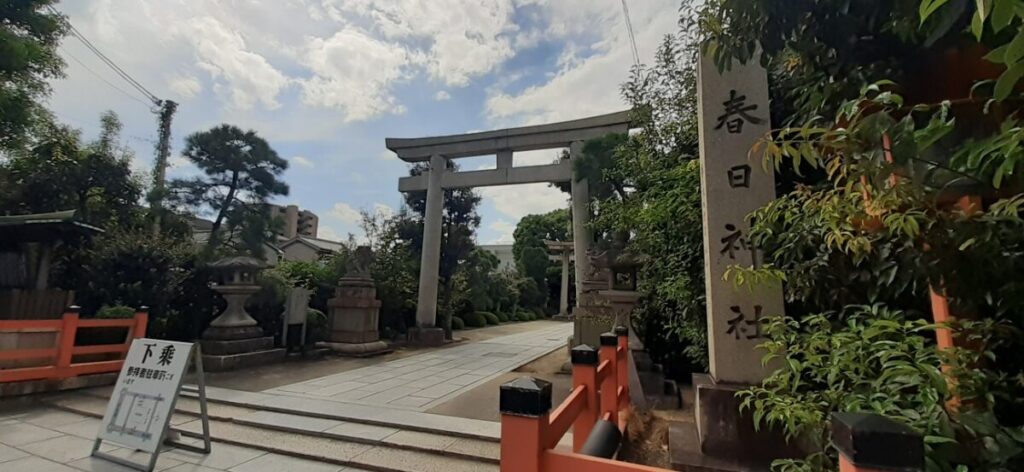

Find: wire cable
<box><xmin>48</xmin><ymin>6</ymin><xmax>162</xmax><ymax>105</ymax></box>
<box><xmin>59</xmin><ymin>46</ymin><xmax>153</xmax><ymax>108</ymax></box>
<box><xmin>621</xmin><ymin>0</ymin><xmax>641</xmax><ymax>68</ymax></box>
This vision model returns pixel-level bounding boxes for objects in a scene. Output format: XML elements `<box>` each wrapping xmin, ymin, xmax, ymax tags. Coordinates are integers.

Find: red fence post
<box><xmin>571</xmin><ymin>344</ymin><xmax>599</xmax><ymax>453</ymax></box>
<box><xmin>55</xmin><ymin>306</ymin><xmax>79</xmax><ymax>378</ymax></box>
<box><xmin>133</xmin><ymin>306</ymin><xmax>149</xmax><ymax>340</ymax></box>
<box><xmin>500</xmin><ymin>377</ymin><xmax>552</xmax><ymax>472</ymax></box>
<box><xmin>599</xmin><ymin>332</ymin><xmax>618</xmax><ymax>428</ymax></box>
<box><xmin>833</xmin><ymin>412</ymin><xmax>923</xmax><ymax>472</ymax></box>
<box><xmin>615</xmin><ymin>325</ymin><xmax>629</xmax><ymax>410</ymax></box>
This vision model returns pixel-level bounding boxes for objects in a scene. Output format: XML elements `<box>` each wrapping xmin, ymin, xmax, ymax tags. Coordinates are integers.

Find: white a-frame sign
<box><xmin>91</xmin><ymin>339</ymin><xmax>211</xmax><ymax>471</ymax></box>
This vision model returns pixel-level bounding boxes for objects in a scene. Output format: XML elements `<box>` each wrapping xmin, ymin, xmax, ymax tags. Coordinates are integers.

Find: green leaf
<box><xmin>1005</xmin><ymin>28</ymin><xmax>1024</xmax><ymax>65</ymax></box>
<box><xmin>920</xmin><ymin>0</ymin><xmax>952</xmax><ymax>23</ymax></box>
<box><xmin>985</xmin><ymin>44</ymin><xmax>1009</xmax><ymax>64</ymax></box>
<box><xmin>992</xmin><ymin>0</ymin><xmax>1018</xmax><ymax>32</ymax></box>
<box><xmin>971</xmin><ymin>3</ymin><xmax>989</xmax><ymax>40</ymax></box>
<box><xmin>995</xmin><ymin>63</ymin><xmax>1024</xmax><ymax>100</ymax></box>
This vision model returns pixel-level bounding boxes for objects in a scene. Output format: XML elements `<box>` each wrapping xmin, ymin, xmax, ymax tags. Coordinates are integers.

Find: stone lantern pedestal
<box><xmin>319</xmin><ymin>247</ymin><xmax>391</xmax><ymax>356</ymax></box>
<box><xmin>320</xmin><ymin>277</ymin><xmax>390</xmax><ymax>356</ymax></box>
<box><xmin>200</xmin><ymin>257</ymin><xmax>285</xmax><ymax>371</ymax></box>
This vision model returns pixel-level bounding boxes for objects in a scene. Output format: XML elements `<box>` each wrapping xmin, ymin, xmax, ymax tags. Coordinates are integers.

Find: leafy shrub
<box><xmin>304</xmin><ymin>309</ymin><xmax>327</xmax><ymax>344</ymax></box>
<box><xmin>452</xmin><ymin>316</ymin><xmax>465</xmax><ymax>330</ymax></box>
<box><xmin>95</xmin><ymin>305</ymin><xmax>134</xmax><ymax>319</ymax></box>
<box><xmin>740</xmin><ymin>306</ymin><xmax>1023</xmax><ymax>471</ymax></box>
<box><xmin>479</xmin><ymin>312</ymin><xmax>499</xmax><ymax>325</ymax></box>
<box><xmin>464</xmin><ymin>312</ymin><xmax>486</xmax><ymax>328</ymax></box>
<box><xmin>496</xmin><ymin>312</ymin><xmax>509</xmax><ymax>322</ymax></box>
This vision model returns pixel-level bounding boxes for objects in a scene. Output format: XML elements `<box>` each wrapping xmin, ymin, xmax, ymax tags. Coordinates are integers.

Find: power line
<box><xmin>48</xmin><ymin>5</ymin><xmax>161</xmax><ymax>106</ymax></box>
<box><xmin>621</xmin><ymin>0</ymin><xmax>641</xmax><ymax>69</ymax></box>
<box><xmin>59</xmin><ymin>46</ymin><xmax>153</xmax><ymax>108</ymax></box>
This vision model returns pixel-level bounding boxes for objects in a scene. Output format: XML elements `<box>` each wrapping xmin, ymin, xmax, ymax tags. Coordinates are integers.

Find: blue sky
<box><xmin>47</xmin><ymin>0</ymin><xmax>680</xmax><ymax>243</ymax></box>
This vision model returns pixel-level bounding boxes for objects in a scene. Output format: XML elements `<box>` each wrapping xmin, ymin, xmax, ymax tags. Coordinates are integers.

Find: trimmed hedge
<box><xmin>480</xmin><ymin>312</ymin><xmax>500</xmax><ymax>325</ymax></box>
<box><xmin>452</xmin><ymin>316</ymin><xmax>465</xmax><ymax>330</ymax></box>
<box><xmin>496</xmin><ymin>312</ymin><xmax>509</xmax><ymax>322</ymax></box>
<box><xmin>464</xmin><ymin>312</ymin><xmax>487</xmax><ymax>328</ymax></box>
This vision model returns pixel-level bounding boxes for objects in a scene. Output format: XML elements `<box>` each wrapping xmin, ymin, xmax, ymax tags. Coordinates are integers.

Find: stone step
<box><xmin>44</xmin><ymin>391</ymin><xmax>500</xmax><ymax>471</ymax></box>
<box><xmin>46</xmin><ymin>389</ymin><xmax>501</xmax><ymax>462</ymax></box>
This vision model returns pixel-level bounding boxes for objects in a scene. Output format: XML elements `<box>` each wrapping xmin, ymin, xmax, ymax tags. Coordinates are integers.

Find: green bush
<box><xmin>515</xmin><ymin>311</ymin><xmax>531</xmax><ymax>322</ymax></box>
<box><xmin>305</xmin><ymin>309</ymin><xmax>327</xmax><ymax>344</ymax></box>
<box><xmin>95</xmin><ymin>305</ymin><xmax>135</xmax><ymax>319</ymax></box>
<box><xmin>479</xmin><ymin>312</ymin><xmax>499</xmax><ymax>325</ymax></box>
<box><xmin>452</xmin><ymin>316</ymin><xmax>465</xmax><ymax>330</ymax></box>
<box><xmin>496</xmin><ymin>312</ymin><xmax>509</xmax><ymax>322</ymax></box>
<box><xmin>464</xmin><ymin>312</ymin><xmax>486</xmax><ymax>328</ymax></box>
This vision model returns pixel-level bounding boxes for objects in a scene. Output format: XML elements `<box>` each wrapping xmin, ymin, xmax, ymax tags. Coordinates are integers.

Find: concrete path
<box><xmin>0</xmin><ymin>405</ymin><xmax>367</xmax><ymax>472</ymax></box>
<box><xmin>263</xmin><ymin>321</ymin><xmax>572</xmax><ymax>412</ymax></box>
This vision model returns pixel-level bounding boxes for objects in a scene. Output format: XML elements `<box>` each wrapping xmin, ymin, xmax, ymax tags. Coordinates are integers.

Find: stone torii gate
<box><xmin>387</xmin><ymin>111</ymin><xmax>631</xmax><ymax>345</ymax></box>
<box><xmin>545</xmin><ymin>239</ymin><xmax>574</xmax><ymax>319</ymax></box>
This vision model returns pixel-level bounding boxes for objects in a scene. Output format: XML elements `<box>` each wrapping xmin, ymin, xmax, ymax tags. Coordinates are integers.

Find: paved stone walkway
<box><xmin>264</xmin><ymin>322</ymin><xmax>572</xmax><ymax>411</ymax></box>
<box><xmin>0</xmin><ymin>406</ymin><xmax>366</xmax><ymax>472</ymax></box>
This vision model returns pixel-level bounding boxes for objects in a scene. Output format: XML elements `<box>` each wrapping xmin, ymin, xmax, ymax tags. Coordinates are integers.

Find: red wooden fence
<box><xmin>0</xmin><ymin>306</ymin><xmax>148</xmax><ymax>383</ymax></box>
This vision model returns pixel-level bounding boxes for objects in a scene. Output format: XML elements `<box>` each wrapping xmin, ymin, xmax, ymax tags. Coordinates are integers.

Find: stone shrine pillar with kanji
<box><xmin>689</xmin><ymin>50</ymin><xmax>792</xmax><ymax>467</ymax></box>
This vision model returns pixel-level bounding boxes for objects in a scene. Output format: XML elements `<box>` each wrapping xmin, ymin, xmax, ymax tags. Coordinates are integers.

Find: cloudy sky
<box><xmin>48</xmin><ymin>0</ymin><xmax>681</xmax><ymax>243</ymax></box>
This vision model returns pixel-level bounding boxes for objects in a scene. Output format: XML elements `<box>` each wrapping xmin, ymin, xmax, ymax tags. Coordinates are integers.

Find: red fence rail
<box><xmin>499</xmin><ymin>326</ymin><xmax>670</xmax><ymax>472</ymax></box>
<box><xmin>0</xmin><ymin>306</ymin><xmax>148</xmax><ymax>383</ymax></box>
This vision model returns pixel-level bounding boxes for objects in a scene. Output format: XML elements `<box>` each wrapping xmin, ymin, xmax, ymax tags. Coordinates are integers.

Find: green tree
<box><xmin>512</xmin><ymin>208</ymin><xmax>570</xmax><ymax>310</ymax></box>
<box><xmin>0</xmin><ymin>1</ymin><xmax>67</xmax><ymax>151</ymax></box>
<box><xmin>169</xmin><ymin>124</ymin><xmax>288</xmax><ymax>256</ymax></box>
<box><xmin>0</xmin><ymin>113</ymin><xmax>142</xmax><ymax>228</ymax></box>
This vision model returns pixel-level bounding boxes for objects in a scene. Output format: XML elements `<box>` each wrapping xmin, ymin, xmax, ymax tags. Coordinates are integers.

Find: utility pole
<box><xmin>150</xmin><ymin>99</ymin><xmax>177</xmax><ymax>236</ymax></box>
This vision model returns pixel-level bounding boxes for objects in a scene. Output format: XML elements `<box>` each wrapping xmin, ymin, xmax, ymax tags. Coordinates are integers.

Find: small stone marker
<box><xmin>697</xmin><ymin>50</ymin><xmax>785</xmax><ymax>385</ymax></box>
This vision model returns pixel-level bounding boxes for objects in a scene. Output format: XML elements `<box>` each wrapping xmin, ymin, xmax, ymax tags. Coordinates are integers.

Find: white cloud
<box><xmin>318</xmin><ymin>225</ymin><xmax>345</xmax><ymax>242</ymax></box>
<box><xmin>168</xmin><ymin>74</ymin><xmax>202</xmax><ymax>99</ymax></box>
<box><xmin>373</xmin><ymin>202</ymin><xmax>395</xmax><ymax>217</ymax></box>
<box><xmin>182</xmin><ymin>16</ymin><xmax>290</xmax><ymax>110</ymax></box>
<box><xmin>300</xmin><ymin>28</ymin><xmax>412</xmax><ymax>122</ymax></box>
<box><xmin>378</xmin><ymin>150</ymin><xmax>398</xmax><ymax>161</ymax></box>
<box><xmin>291</xmin><ymin>156</ymin><xmax>314</xmax><ymax>168</ymax></box>
<box><xmin>478</xmin><ymin>182</ymin><xmax>567</xmax><ymax>222</ymax></box>
<box><xmin>332</xmin><ymin>0</ymin><xmax>517</xmax><ymax>86</ymax></box>
<box><xmin>434</xmin><ymin>90</ymin><xmax>451</xmax><ymax>101</ymax></box>
<box><xmin>331</xmin><ymin>202</ymin><xmax>363</xmax><ymax>224</ymax></box>
<box><xmin>487</xmin><ymin>219</ymin><xmax>517</xmax><ymax>244</ymax></box>
<box><xmin>485</xmin><ymin>0</ymin><xmax>679</xmax><ymax>125</ymax></box>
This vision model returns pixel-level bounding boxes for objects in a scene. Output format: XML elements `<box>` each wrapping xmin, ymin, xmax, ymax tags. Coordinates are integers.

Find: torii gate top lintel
<box><xmin>385</xmin><ymin>110</ymin><xmax>631</xmax><ymax>162</ymax></box>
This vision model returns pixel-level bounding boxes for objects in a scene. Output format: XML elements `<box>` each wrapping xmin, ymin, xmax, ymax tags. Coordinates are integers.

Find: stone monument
<box><xmin>571</xmin><ymin>232</ymin><xmax>643</xmax><ymax>349</ymax></box>
<box><xmin>200</xmin><ymin>256</ymin><xmax>285</xmax><ymax>371</ymax></box>
<box><xmin>683</xmin><ymin>49</ymin><xmax>792</xmax><ymax>468</ymax></box>
<box><xmin>320</xmin><ymin>246</ymin><xmax>391</xmax><ymax>356</ymax></box>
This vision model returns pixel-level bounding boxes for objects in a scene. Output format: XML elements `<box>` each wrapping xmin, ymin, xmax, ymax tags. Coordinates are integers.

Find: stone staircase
<box><xmin>41</xmin><ymin>386</ymin><xmax>537</xmax><ymax>472</ymax></box>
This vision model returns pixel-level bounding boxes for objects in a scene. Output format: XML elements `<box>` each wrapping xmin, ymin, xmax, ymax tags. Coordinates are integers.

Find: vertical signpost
<box><xmin>697</xmin><ymin>51</ymin><xmax>784</xmax><ymax>386</ymax></box>
<box><xmin>92</xmin><ymin>339</ymin><xmax>211</xmax><ymax>471</ymax></box>
<box><xmin>690</xmin><ymin>50</ymin><xmax>797</xmax><ymax>466</ymax></box>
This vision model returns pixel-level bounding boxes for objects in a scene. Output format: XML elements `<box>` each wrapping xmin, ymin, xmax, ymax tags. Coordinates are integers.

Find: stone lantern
<box><xmin>200</xmin><ymin>256</ymin><xmax>285</xmax><ymax>371</ymax></box>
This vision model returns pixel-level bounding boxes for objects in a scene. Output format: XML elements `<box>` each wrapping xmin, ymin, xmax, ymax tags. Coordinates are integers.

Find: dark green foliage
<box><xmin>586</xmin><ymin>3</ymin><xmax>707</xmax><ymax>374</ymax></box>
<box><xmin>361</xmin><ymin>208</ymin><xmax>419</xmax><ymax>335</ymax></box>
<box><xmin>464</xmin><ymin>312</ymin><xmax>486</xmax><ymax>328</ymax></box>
<box><xmin>305</xmin><ymin>309</ymin><xmax>327</xmax><ymax>344</ymax></box>
<box><xmin>451</xmin><ymin>316</ymin><xmax>465</xmax><ymax>330</ymax></box>
<box><xmin>169</xmin><ymin>124</ymin><xmax>288</xmax><ymax>257</ymax></box>
<box><xmin>95</xmin><ymin>305</ymin><xmax>134</xmax><ymax>319</ymax></box>
<box><xmin>480</xmin><ymin>312</ymin><xmax>500</xmax><ymax>325</ymax></box>
<box><xmin>0</xmin><ymin>114</ymin><xmax>143</xmax><ymax>228</ymax></box>
<box><xmin>0</xmin><ymin>1</ymin><xmax>67</xmax><ymax>151</ymax></box>
<box><xmin>496</xmin><ymin>312</ymin><xmax>509</xmax><ymax>322</ymax></box>
<box><xmin>512</xmin><ymin>209</ymin><xmax>571</xmax><ymax>311</ymax></box>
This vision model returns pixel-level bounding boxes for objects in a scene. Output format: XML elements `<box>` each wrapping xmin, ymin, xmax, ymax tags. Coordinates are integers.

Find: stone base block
<box><xmin>693</xmin><ymin>375</ymin><xmax>801</xmax><ymax>467</ymax></box>
<box><xmin>328</xmin><ymin>330</ymin><xmax>381</xmax><ymax>344</ymax></box>
<box><xmin>317</xmin><ymin>340</ymin><xmax>392</xmax><ymax>357</ymax></box>
<box><xmin>201</xmin><ymin>325</ymin><xmax>263</xmax><ymax>341</ymax></box>
<box><xmin>200</xmin><ymin>336</ymin><xmax>274</xmax><ymax>356</ymax></box>
<box><xmin>407</xmin><ymin>327</ymin><xmax>445</xmax><ymax>347</ymax></box>
<box><xmin>202</xmin><ymin>348</ymin><xmax>285</xmax><ymax>372</ymax></box>
<box><xmin>670</xmin><ymin>420</ymin><xmax>756</xmax><ymax>472</ymax></box>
